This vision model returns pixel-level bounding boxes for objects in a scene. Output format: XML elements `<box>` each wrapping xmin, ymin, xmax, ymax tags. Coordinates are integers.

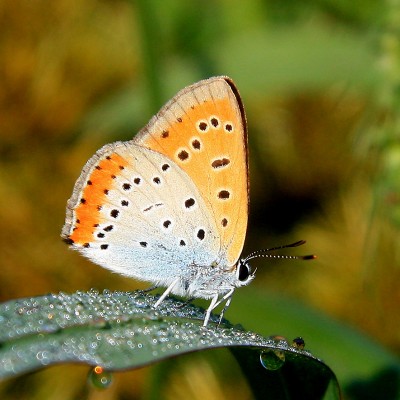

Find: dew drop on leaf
<box><xmin>259</xmin><ymin>349</ymin><xmax>285</xmax><ymax>371</ymax></box>
<box><xmin>88</xmin><ymin>365</ymin><xmax>113</xmax><ymax>389</ymax></box>
<box><xmin>292</xmin><ymin>336</ymin><xmax>305</xmax><ymax>350</ymax></box>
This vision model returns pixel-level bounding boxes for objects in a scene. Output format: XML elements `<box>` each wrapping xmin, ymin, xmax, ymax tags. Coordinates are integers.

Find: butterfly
<box><xmin>61</xmin><ymin>76</ymin><xmax>313</xmax><ymax>326</ymax></box>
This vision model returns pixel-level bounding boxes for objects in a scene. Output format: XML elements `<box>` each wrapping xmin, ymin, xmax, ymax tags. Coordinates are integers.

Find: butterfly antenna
<box><xmin>243</xmin><ymin>240</ymin><xmax>316</xmax><ymax>263</ymax></box>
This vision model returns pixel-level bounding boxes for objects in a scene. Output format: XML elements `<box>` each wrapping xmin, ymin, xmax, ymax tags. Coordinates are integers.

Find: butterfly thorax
<box><xmin>170</xmin><ymin>259</ymin><xmax>254</xmax><ymax>299</ymax></box>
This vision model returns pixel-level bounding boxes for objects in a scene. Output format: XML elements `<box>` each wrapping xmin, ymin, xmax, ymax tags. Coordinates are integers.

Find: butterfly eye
<box><xmin>237</xmin><ymin>260</ymin><xmax>251</xmax><ymax>282</ymax></box>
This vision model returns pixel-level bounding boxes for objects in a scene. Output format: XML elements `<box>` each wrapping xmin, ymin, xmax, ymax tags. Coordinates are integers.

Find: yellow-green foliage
<box><xmin>0</xmin><ymin>0</ymin><xmax>399</xmax><ymax>399</ymax></box>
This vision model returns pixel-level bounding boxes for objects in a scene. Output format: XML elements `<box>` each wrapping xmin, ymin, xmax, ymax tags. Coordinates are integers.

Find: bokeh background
<box><xmin>1</xmin><ymin>0</ymin><xmax>400</xmax><ymax>399</ymax></box>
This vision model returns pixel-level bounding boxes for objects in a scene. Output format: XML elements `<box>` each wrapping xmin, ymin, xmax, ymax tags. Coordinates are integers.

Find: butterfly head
<box><xmin>234</xmin><ymin>258</ymin><xmax>256</xmax><ymax>287</ymax></box>
<box><xmin>235</xmin><ymin>240</ymin><xmax>316</xmax><ymax>288</ymax></box>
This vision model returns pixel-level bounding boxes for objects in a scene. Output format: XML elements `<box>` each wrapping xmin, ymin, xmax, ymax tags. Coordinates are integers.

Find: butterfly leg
<box><xmin>218</xmin><ymin>295</ymin><xmax>233</xmax><ymax>326</ymax></box>
<box><xmin>177</xmin><ymin>297</ymin><xmax>194</xmax><ymax>308</ymax></box>
<box><xmin>203</xmin><ymin>289</ymin><xmax>235</xmax><ymax>327</ymax></box>
<box><xmin>140</xmin><ymin>285</ymin><xmax>158</xmax><ymax>293</ymax></box>
<box><xmin>154</xmin><ymin>277</ymin><xmax>180</xmax><ymax>308</ymax></box>
<box><xmin>203</xmin><ymin>293</ymin><xmax>219</xmax><ymax>327</ymax></box>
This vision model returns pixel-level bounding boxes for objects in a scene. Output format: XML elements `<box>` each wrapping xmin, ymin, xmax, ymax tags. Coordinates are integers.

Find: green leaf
<box><xmin>0</xmin><ymin>290</ymin><xmax>339</xmax><ymax>399</ymax></box>
<box><xmin>230</xmin><ymin>288</ymin><xmax>400</xmax><ymax>391</ymax></box>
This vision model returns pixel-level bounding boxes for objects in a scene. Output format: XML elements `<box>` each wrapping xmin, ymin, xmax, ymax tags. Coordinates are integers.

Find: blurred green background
<box><xmin>1</xmin><ymin>0</ymin><xmax>400</xmax><ymax>399</ymax></box>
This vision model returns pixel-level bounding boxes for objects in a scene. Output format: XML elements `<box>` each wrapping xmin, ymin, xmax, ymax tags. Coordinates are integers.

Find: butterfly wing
<box><xmin>62</xmin><ymin>76</ymin><xmax>249</xmax><ymax>298</ymax></box>
<box><xmin>62</xmin><ymin>141</ymin><xmax>220</xmax><ymax>290</ymax></box>
<box><xmin>135</xmin><ymin>76</ymin><xmax>249</xmax><ymax>267</ymax></box>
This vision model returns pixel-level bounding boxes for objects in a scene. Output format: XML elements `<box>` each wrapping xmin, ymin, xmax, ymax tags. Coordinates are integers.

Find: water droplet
<box><xmin>260</xmin><ymin>349</ymin><xmax>285</xmax><ymax>371</ymax></box>
<box><xmin>292</xmin><ymin>337</ymin><xmax>305</xmax><ymax>350</ymax></box>
<box><xmin>88</xmin><ymin>365</ymin><xmax>113</xmax><ymax>389</ymax></box>
<box><xmin>270</xmin><ymin>335</ymin><xmax>288</xmax><ymax>343</ymax></box>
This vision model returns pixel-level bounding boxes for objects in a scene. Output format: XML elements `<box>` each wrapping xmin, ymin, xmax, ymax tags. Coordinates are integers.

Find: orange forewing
<box><xmin>136</xmin><ymin>78</ymin><xmax>248</xmax><ymax>266</ymax></box>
